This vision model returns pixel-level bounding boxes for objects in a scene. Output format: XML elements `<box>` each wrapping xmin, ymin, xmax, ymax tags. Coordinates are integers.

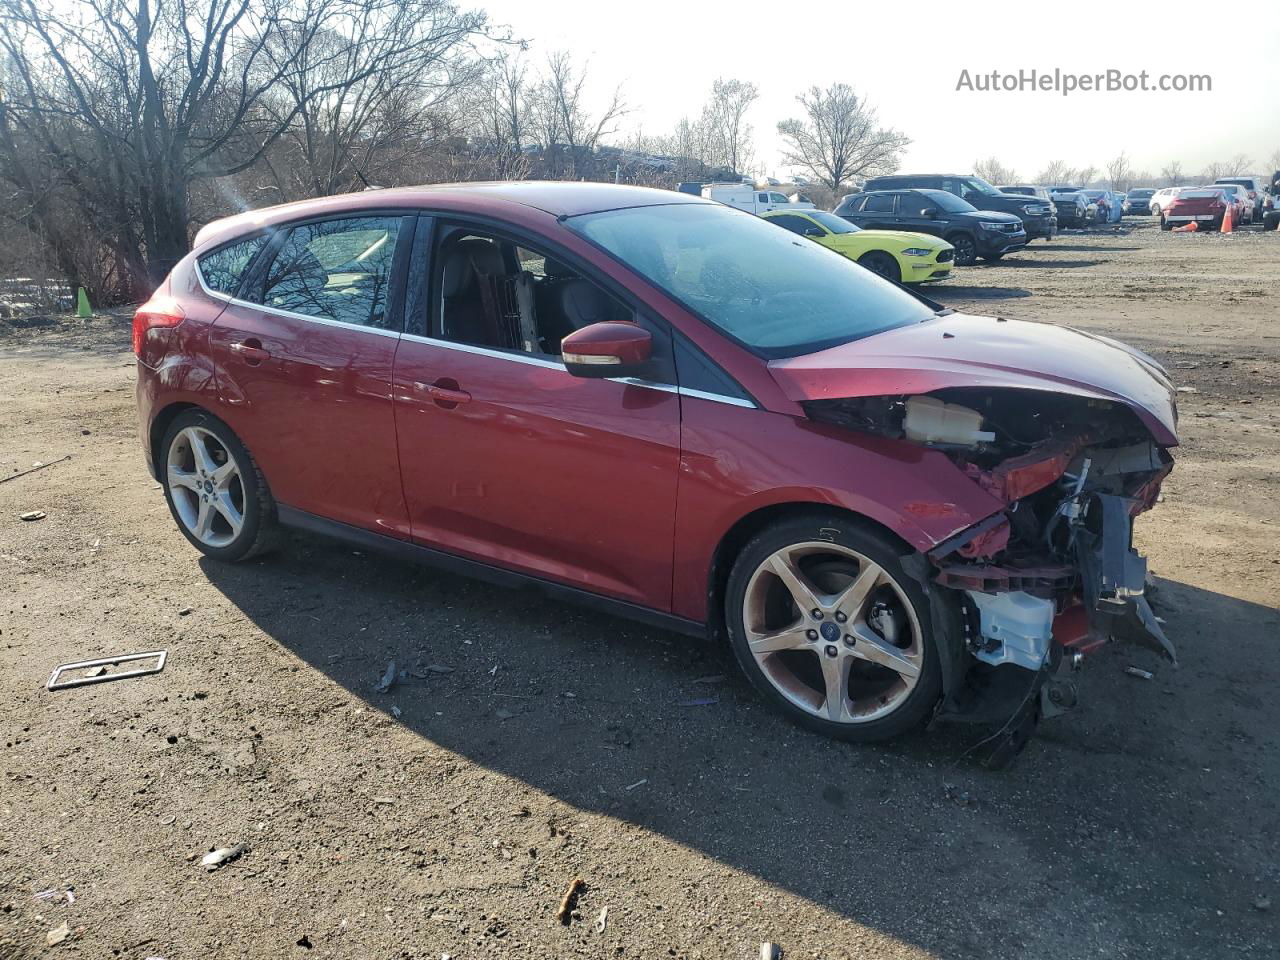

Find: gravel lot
<box><xmin>1</xmin><ymin>219</ymin><xmax>1278</xmax><ymax>959</ymax></box>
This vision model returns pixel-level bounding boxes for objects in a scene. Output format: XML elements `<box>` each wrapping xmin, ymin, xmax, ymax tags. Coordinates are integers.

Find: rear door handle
<box><xmin>230</xmin><ymin>339</ymin><xmax>270</xmax><ymax>364</ymax></box>
<box><xmin>415</xmin><ymin>380</ymin><xmax>471</xmax><ymax>408</ymax></box>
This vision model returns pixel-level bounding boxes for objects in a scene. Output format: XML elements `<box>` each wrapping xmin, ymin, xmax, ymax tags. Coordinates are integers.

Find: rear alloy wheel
<box><xmin>857</xmin><ymin>250</ymin><xmax>902</xmax><ymax>284</ymax></box>
<box><xmin>725</xmin><ymin>516</ymin><xmax>943</xmax><ymax>742</ymax></box>
<box><xmin>161</xmin><ymin>410</ymin><xmax>277</xmax><ymax>561</ymax></box>
<box><xmin>947</xmin><ymin>233</ymin><xmax>977</xmax><ymax>266</ymax></box>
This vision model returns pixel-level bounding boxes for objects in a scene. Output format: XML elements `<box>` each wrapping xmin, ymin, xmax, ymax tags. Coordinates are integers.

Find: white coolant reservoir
<box><xmin>903</xmin><ymin>395</ymin><xmax>995</xmax><ymax>447</ymax></box>
<box><xmin>967</xmin><ymin>591</ymin><xmax>1055</xmax><ymax>671</ymax></box>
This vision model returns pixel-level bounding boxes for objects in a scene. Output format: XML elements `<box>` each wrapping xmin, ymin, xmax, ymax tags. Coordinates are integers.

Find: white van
<box><xmin>700</xmin><ymin>183</ymin><xmax>815</xmax><ymax>213</ymax></box>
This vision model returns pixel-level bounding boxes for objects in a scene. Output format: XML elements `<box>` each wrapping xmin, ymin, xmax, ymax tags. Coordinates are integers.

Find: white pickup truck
<box><xmin>700</xmin><ymin>183</ymin><xmax>815</xmax><ymax>213</ymax></box>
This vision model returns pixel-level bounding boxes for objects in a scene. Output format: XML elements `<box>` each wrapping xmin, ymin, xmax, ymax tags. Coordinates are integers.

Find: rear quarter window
<box><xmin>197</xmin><ymin>235</ymin><xmax>269</xmax><ymax>296</ymax></box>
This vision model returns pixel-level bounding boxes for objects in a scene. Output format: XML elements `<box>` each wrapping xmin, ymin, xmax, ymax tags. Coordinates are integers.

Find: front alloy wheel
<box><xmin>948</xmin><ymin>233</ymin><xmax>977</xmax><ymax>266</ymax></box>
<box><xmin>726</xmin><ymin>516</ymin><xmax>943</xmax><ymax>742</ymax></box>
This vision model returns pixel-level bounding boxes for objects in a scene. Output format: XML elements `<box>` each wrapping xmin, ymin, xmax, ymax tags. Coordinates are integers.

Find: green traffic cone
<box><xmin>76</xmin><ymin>287</ymin><xmax>91</xmax><ymax>318</ymax></box>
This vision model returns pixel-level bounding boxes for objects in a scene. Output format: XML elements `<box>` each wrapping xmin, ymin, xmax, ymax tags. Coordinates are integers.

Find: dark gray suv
<box><xmin>862</xmin><ymin>174</ymin><xmax>1056</xmax><ymax>241</ymax></box>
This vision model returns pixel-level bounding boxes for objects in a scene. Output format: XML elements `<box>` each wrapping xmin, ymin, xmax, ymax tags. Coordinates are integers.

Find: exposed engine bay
<box><xmin>805</xmin><ymin>385</ymin><xmax>1177</xmax><ymax>760</ymax></box>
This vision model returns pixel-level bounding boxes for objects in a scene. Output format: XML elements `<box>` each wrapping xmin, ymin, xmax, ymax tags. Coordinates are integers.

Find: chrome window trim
<box><xmin>199</xmin><ymin>258</ymin><xmax>755</xmax><ymax>408</ymax></box>
<box><xmin>399</xmin><ymin>334</ymin><xmax>755</xmax><ymax>408</ymax></box>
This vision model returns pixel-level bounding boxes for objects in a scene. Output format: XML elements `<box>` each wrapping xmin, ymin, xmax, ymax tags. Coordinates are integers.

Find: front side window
<box><xmin>198</xmin><ymin>235</ymin><xmax>268</xmax><ymax>296</ymax></box>
<box><xmin>434</xmin><ymin>228</ymin><xmax>633</xmax><ymax>358</ymax></box>
<box><xmin>805</xmin><ymin>211</ymin><xmax>859</xmax><ymax>234</ymax></box>
<box><xmin>767</xmin><ymin>215</ymin><xmax>815</xmax><ymax>236</ymax></box>
<box><xmin>259</xmin><ymin>216</ymin><xmax>404</xmax><ymax>329</ymax></box>
<box><xmin>569</xmin><ymin>202</ymin><xmax>934</xmax><ymax>359</ymax></box>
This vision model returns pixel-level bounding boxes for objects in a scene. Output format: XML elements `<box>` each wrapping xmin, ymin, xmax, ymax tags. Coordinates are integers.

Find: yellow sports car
<box><xmin>760</xmin><ymin>209</ymin><xmax>954</xmax><ymax>284</ymax></box>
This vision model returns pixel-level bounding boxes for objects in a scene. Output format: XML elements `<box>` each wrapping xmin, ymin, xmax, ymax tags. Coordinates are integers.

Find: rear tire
<box><xmin>857</xmin><ymin>250</ymin><xmax>902</xmax><ymax>284</ymax></box>
<box><xmin>160</xmin><ymin>409</ymin><xmax>279</xmax><ymax>562</ymax></box>
<box><xmin>724</xmin><ymin>513</ymin><xmax>945</xmax><ymax>743</ymax></box>
<box><xmin>1160</xmin><ymin>217</ymin><xmax>1172</xmax><ymax>231</ymax></box>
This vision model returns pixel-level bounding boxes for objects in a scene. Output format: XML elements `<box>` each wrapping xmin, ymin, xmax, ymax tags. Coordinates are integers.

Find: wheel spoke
<box><xmin>194</xmin><ymin>497</ymin><xmax>214</xmax><ymax>540</ymax></box>
<box><xmin>747</xmin><ymin>622</ymin><xmax>810</xmax><ymax>655</ymax></box>
<box><xmin>186</xmin><ymin>428</ymin><xmax>217</xmax><ymax>476</ymax></box>
<box><xmin>768</xmin><ymin>549</ymin><xmax>822</xmax><ymax>614</ymax></box>
<box><xmin>831</xmin><ymin>561</ymin><xmax>884</xmax><ymax>622</ymax></box>
<box><xmin>167</xmin><ymin>467</ymin><xmax>199</xmax><ymax>491</ymax></box>
<box><xmin>212</xmin><ymin>491</ymin><xmax>243</xmax><ymax>538</ymax></box>
<box><xmin>211</xmin><ymin>459</ymin><xmax>238</xmax><ymax>490</ymax></box>
<box><xmin>849</xmin><ymin>625</ymin><xmax>920</xmax><ymax>679</ymax></box>
<box><xmin>820</xmin><ymin>653</ymin><xmax>852</xmax><ymax>722</ymax></box>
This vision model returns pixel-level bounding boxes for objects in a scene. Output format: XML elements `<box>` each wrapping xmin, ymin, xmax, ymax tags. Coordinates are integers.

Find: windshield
<box><xmin>963</xmin><ymin>177</ymin><xmax>1002</xmax><ymax>196</ymax></box>
<box><xmin>1128</xmin><ymin>189</ymin><xmax>1155</xmax><ymax>198</ymax></box>
<box><xmin>568</xmin><ymin>204</ymin><xmax>935</xmax><ymax>358</ymax></box>
<box><xmin>922</xmin><ymin>190</ymin><xmax>977</xmax><ymax>213</ymax></box>
<box><xmin>1049</xmin><ymin>186</ymin><xmax>1082</xmax><ymax>194</ymax></box>
<box><xmin>806</xmin><ymin>210</ymin><xmax>860</xmax><ymax>234</ymax></box>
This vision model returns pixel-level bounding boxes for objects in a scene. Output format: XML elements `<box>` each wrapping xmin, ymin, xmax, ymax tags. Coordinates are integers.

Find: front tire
<box><xmin>724</xmin><ymin>514</ymin><xmax>944</xmax><ymax>743</ymax></box>
<box><xmin>160</xmin><ymin>409</ymin><xmax>278</xmax><ymax>562</ymax></box>
<box><xmin>857</xmin><ymin>250</ymin><xmax>902</xmax><ymax>284</ymax></box>
<box><xmin>947</xmin><ymin>233</ymin><xmax>977</xmax><ymax>266</ymax></box>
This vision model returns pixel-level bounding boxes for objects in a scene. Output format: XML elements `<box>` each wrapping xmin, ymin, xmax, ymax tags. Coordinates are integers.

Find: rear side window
<box><xmin>863</xmin><ymin>194</ymin><xmax>897</xmax><ymax>213</ymax></box>
<box><xmin>197</xmin><ymin>235</ymin><xmax>268</xmax><ymax>296</ymax></box>
<box><xmin>259</xmin><ymin>216</ymin><xmax>404</xmax><ymax>329</ymax></box>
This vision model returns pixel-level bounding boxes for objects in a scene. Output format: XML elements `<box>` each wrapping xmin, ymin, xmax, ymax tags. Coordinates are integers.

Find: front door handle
<box><xmin>415</xmin><ymin>379</ymin><xmax>471</xmax><ymax>408</ymax></box>
<box><xmin>230</xmin><ymin>338</ymin><xmax>270</xmax><ymax>365</ymax></box>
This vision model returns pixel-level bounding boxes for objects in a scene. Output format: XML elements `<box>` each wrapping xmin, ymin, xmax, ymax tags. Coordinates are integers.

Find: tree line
<box><xmin>973</xmin><ymin>151</ymin><xmax>1278</xmax><ymax>193</ymax></box>
<box><xmin>0</xmin><ymin>0</ymin><xmax>909</xmax><ymax>306</ymax></box>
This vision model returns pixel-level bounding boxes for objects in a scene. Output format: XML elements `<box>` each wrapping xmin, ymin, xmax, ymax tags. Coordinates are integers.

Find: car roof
<box><xmin>193</xmin><ymin>182</ymin><xmax>704</xmax><ymax>250</ymax></box>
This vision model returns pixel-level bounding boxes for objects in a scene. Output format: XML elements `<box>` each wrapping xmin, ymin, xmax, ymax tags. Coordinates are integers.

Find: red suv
<box><xmin>135</xmin><ymin>183</ymin><xmax>1177</xmax><ymax>752</ymax></box>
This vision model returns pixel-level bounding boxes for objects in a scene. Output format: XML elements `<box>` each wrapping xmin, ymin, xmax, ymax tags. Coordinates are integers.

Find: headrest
<box><xmin>441</xmin><ymin>237</ymin><xmax>506</xmax><ymax>298</ymax></box>
<box><xmin>542</xmin><ymin>257</ymin><xmax>576</xmax><ymax>279</ymax></box>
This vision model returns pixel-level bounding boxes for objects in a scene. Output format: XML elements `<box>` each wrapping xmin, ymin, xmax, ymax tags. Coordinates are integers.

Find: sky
<box><xmin>478</xmin><ymin>0</ymin><xmax>1280</xmax><ymax>183</ymax></box>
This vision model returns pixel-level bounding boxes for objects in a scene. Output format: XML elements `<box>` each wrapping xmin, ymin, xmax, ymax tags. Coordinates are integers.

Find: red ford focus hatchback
<box><xmin>135</xmin><ymin>183</ymin><xmax>1177</xmax><ymax>753</ymax></box>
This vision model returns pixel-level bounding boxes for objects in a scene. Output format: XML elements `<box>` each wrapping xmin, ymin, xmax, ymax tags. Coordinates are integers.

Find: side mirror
<box><xmin>562</xmin><ymin>322</ymin><xmax>652</xmax><ymax>378</ymax></box>
<box><xmin>920</xmin><ymin>207</ymin><xmax>937</xmax><ymax>219</ymax></box>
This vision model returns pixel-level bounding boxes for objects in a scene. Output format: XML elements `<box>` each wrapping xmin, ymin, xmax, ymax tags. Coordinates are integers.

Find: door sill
<box><xmin>276</xmin><ymin>505</ymin><xmax>705</xmax><ymax>639</ymax></box>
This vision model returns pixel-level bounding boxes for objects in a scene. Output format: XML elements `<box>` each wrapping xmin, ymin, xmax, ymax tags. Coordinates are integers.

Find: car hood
<box><xmin>767</xmin><ymin>313</ymin><xmax>1178</xmax><ymax>446</ymax></box>
<box><xmin>970</xmin><ymin>210</ymin><xmax>1023</xmax><ymax>223</ymax></box>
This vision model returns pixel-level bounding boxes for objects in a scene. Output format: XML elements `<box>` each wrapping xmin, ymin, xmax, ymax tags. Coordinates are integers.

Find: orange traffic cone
<box><xmin>1221</xmin><ymin>201</ymin><xmax>1233</xmax><ymax>233</ymax></box>
<box><xmin>1172</xmin><ymin>221</ymin><xmax>1199</xmax><ymax>233</ymax></box>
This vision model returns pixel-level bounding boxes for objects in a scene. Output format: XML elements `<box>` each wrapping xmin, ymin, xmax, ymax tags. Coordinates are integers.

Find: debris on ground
<box><xmin>1124</xmin><ymin>666</ymin><xmax>1155</xmax><ymax>680</ymax></box>
<box><xmin>624</xmin><ymin>778</ymin><xmax>647</xmax><ymax>791</ymax></box>
<box><xmin>760</xmin><ymin>942</ymin><xmax>782</xmax><ymax>960</ymax></box>
<box><xmin>1255</xmin><ymin>895</ymin><xmax>1271</xmax><ymax>912</ymax></box>
<box><xmin>375</xmin><ymin>660</ymin><xmax>397</xmax><ymax>694</ymax></box>
<box><xmin>495</xmin><ymin>708</ymin><xmax>515</xmax><ymax>721</ymax></box>
<box><xmin>46</xmin><ymin>922</ymin><xmax>71</xmax><ymax>946</ymax></box>
<box><xmin>19</xmin><ymin>510</ymin><xmax>46</xmax><ymax>521</ymax></box>
<box><xmin>678</xmin><ymin>697</ymin><xmax>718</xmax><ymax>707</ymax></box>
<box><xmin>692</xmin><ymin>674</ymin><xmax>727</xmax><ymax>684</ymax></box>
<box><xmin>595</xmin><ymin>905</ymin><xmax>609</xmax><ymax>933</ymax></box>
<box><xmin>0</xmin><ymin>455</ymin><xmax>70</xmax><ymax>485</ymax></box>
<box><xmin>556</xmin><ymin>876</ymin><xmax>585</xmax><ymax>924</ymax></box>
<box><xmin>47</xmin><ymin>650</ymin><xmax>168</xmax><ymax>691</ymax></box>
<box><xmin>200</xmin><ymin>843</ymin><xmax>248</xmax><ymax>871</ymax></box>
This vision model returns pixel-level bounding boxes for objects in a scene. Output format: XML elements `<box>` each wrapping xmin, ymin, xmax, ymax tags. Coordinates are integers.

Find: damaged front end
<box><xmin>807</xmin><ymin>385</ymin><xmax>1176</xmax><ymax>757</ymax></box>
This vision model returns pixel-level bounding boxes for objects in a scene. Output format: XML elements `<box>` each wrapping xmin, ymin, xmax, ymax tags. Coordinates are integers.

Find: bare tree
<box><xmin>0</xmin><ymin>0</ymin><xmax>492</xmax><ymax>296</ymax></box>
<box><xmin>974</xmin><ymin>156</ymin><xmax>1018</xmax><ymax>185</ymax></box>
<box><xmin>776</xmin><ymin>83</ymin><xmax>908</xmax><ymax>194</ymax></box>
<box><xmin>1106</xmin><ymin>151</ymin><xmax>1134</xmax><ymax>191</ymax></box>
<box><xmin>528</xmin><ymin>51</ymin><xmax>625</xmax><ymax>177</ymax></box>
<box><xmin>1075</xmin><ymin>165</ymin><xmax>1098</xmax><ymax>187</ymax></box>
<box><xmin>1161</xmin><ymin>161</ymin><xmax>1186</xmax><ymax>186</ymax></box>
<box><xmin>700</xmin><ymin>78</ymin><xmax>757</xmax><ymax>175</ymax></box>
<box><xmin>1224</xmin><ymin>153</ymin><xmax>1252</xmax><ymax>176</ymax></box>
<box><xmin>1036</xmin><ymin>159</ymin><xmax>1074</xmax><ymax>184</ymax></box>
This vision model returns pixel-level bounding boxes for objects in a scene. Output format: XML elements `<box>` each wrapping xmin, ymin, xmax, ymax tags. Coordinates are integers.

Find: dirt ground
<box><xmin>1</xmin><ymin>219</ymin><xmax>1278</xmax><ymax>960</ymax></box>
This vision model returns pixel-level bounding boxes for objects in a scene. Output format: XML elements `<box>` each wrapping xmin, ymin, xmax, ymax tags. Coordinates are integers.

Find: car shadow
<box><xmin>1043</xmin><ymin>244</ymin><xmax>1141</xmax><ymax>253</ymax></box>
<box><xmin>997</xmin><ymin>258</ymin><xmax>1103</xmax><ymax>269</ymax></box>
<box><xmin>198</xmin><ymin>530</ymin><xmax>1280</xmax><ymax>956</ymax></box>
<box><xmin>939</xmin><ymin>286</ymin><xmax>1032</xmax><ymax>300</ymax></box>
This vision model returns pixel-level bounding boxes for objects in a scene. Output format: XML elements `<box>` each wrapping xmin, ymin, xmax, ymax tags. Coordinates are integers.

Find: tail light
<box><xmin>132</xmin><ymin>296</ymin><xmax>185</xmax><ymax>356</ymax></box>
